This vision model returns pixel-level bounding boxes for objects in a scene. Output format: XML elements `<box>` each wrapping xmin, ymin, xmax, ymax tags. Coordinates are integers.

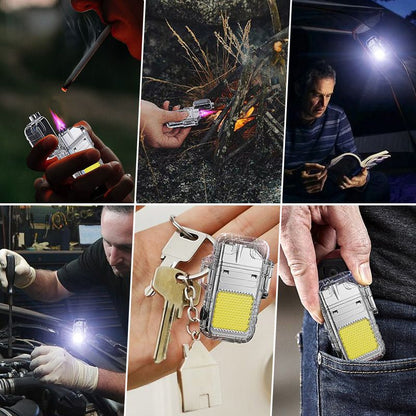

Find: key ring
<box><xmin>183</xmin><ymin>276</ymin><xmax>201</xmax><ymax>341</ymax></box>
<box><xmin>170</xmin><ymin>216</ymin><xmax>216</xmax><ymax>281</ymax></box>
<box><xmin>170</xmin><ymin>216</ymin><xmax>197</xmax><ymax>240</ymax></box>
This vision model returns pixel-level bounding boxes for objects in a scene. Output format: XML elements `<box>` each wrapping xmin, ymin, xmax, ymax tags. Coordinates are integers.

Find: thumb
<box><xmin>163</xmin><ymin>109</ymin><xmax>189</xmax><ymax>123</ymax></box>
<box><xmin>326</xmin><ymin>206</ymin><xmax>372</xmax><ymax>285</ymax></box>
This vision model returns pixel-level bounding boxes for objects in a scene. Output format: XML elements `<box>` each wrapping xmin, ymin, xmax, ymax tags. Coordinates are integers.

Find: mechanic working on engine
<box><xmin>0</xmin><ymin>205</ymin><xmax>133</xmax><ymax>403</ymax></box>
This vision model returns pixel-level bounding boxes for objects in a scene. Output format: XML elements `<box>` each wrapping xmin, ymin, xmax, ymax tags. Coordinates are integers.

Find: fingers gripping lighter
<box><xmin>24</xmin><ymin>112</ymin><xmax>102</xmax><ymax>178</ymax></box>
<box><xmin>166</xmin><ymin>99</ymin><xmax>214</xmax><ymax>128</ymax></box>
<box><xmin>200</xmin><ymin>235</ymin><xmax>273</xmax><ymax>343</ymax></box>
<box><xmin>319</xmin><ymin>272</ymin><xmax>385</xmax><ymax>361</ymax></box>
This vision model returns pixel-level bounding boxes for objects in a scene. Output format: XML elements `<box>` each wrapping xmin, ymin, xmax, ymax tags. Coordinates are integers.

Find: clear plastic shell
<box><xmin>319</xmin><ymin>272</ymin><xmax>385</xmax><ymax>361</ymax></box>
<box><xmin>200</xmin><ymin>234</ymin><xmax>273</xmax><ymax>343</ymax></box>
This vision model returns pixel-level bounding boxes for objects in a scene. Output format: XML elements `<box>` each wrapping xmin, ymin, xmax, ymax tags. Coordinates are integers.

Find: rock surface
<box><xmin>147</xmin><ymin>0</ymin><xmax>270</xmax><ymax>25</ymax></box>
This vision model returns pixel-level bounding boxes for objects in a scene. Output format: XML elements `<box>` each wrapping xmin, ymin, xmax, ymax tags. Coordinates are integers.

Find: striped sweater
<box><xmin>284</xmin><ymin>104</ymin><xmax>357</xmax><ymax>170</ymax></box>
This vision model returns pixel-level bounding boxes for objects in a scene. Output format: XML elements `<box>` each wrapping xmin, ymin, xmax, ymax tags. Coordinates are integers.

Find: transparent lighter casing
<box><xmin>319</xmin><ymin>272</ymin><xmax>385</xmax><ymax>361</ymax></box>
<box><xmin>166</xmin><ymin>99</ymin><xmax>214</xmax><ymax>128</ymax></box>
<box><xmin>25</xmin><ymin>112</ymin><xmax>56</xmax><ymax>147</ymax></box>
<box><xmin>200</xmin><ymin>234</ymin><xmax>273</xmax><ymax>343</ymax></box>
<box><xmin>24</xmin><ymin>112</ymin><xmax>102</xmax><ymax>178</ymax></box>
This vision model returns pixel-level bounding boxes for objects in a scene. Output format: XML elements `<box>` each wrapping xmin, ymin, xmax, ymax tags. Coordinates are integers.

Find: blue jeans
<box><xmin>300</xmin><ymin>299</ymin><xmax>416</xmax><ymax>415</ymax></box>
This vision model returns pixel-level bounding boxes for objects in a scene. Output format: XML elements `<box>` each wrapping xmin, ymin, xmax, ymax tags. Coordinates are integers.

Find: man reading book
<box><xmin>283</xmin><ymin>61</ymin><xmax>389</xmax><ymax>202</ymax></box>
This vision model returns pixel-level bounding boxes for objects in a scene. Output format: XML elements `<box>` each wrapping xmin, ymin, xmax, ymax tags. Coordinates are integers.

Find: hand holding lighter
<box><xmin>24</xmin><ymin>112</ymin><xmax>102</xmax><ymax>178</ymax></box>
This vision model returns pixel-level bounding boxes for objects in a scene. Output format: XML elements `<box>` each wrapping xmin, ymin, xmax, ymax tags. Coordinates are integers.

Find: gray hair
<box><xmin>297</xmin><ymin>61</ymin><xmax>336</xmax><ymax>95</ymax></box>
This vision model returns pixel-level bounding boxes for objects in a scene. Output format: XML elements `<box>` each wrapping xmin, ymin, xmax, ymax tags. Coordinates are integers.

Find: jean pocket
<box><xmin>318</xmin><ymin>351</ymin><xmax>416</xmax><ymax>416</ymax></box>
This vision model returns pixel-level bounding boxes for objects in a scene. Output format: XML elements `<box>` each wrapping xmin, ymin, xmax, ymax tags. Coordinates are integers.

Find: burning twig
<box><xmin>200</xmin><ymin>99</ymin><xmax>234</xmax><ymax>144</ymax></box>
<box><xmin>213</xmin><ymin>56</ymin><xmax>255</xmax><ymax>167</ymax></box>
<box><xmin>208</xmin><ymin>27</ymin><xmax>288</xmax><ymax>169</ymax></box>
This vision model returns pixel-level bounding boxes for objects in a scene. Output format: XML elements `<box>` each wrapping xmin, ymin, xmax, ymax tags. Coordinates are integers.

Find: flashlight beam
<box><xmin>61</xmin><ymin>25</ymin><xmax>111</xmax><ymax>93</ymax></box>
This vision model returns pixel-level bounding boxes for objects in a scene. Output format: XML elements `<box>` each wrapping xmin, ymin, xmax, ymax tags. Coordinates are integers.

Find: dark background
<box><xmin>0</xmin><ymin>0</ymin><xmax>139</xmax><ymax>202</ymax></box>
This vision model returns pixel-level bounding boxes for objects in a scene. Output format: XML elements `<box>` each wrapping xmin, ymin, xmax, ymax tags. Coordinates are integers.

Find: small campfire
<box><xmin>138</xmin><ymin>0</ymin><xmax>288</xmax><ymax>202</ymax></box>
<box><xmin>196</xmin><ymin>28</ymin><xmax>288</xmax><ymax>168</ymax></box>
<box><xmin>155</xmin><ymin>6</ymin><xmax>288</xmax><ymax>169</ymax></box>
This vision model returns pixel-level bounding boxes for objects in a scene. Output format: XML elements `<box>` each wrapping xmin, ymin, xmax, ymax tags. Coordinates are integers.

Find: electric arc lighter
<box><xmin>166</xmin><ymin>99</ymin><xmax>214</xmax><ymax>128</ymax></box>
<box><xmin>200</xmin><ymin>234</ymin><xmax>273</xmax><ymax>343</ymax></box>
<box><xmin>24</xmin><ymin>112</ymin><xmax>102</xmax><ymax>178</ymax></box>
<box><xmin>319</xmin><ymin>271</ymin><xmax>385</xmax><ymax>361</ymax></box>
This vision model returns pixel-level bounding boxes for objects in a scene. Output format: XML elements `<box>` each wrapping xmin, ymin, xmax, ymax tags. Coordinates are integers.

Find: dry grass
<box><xmin>144</xmin><ymin>15</ymin><xmax>253</xmax><ymax>101</ymax></box>
<box><xmin>214</xmin><ymin>16</ymin><xmax>251</xmax><ymax>70</ymax></box>
<box><xmin>139</xmin><ymin>135</ymin><xmax>161</xmax><ymax>200</ymax></box>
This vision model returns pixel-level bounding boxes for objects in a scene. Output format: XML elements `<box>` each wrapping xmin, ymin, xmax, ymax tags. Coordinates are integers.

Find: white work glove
<box><xmin>0</xmin><ymin>249</ymin><xmax>36</xmax><ymax>289</ymax></box>
<box><xmin>30</xmin><ymin>346</ymin><xmax>99</xmax><ymax>392</ymax></box>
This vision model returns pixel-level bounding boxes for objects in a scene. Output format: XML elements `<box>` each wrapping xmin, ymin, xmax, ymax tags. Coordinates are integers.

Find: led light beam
<box><xmin>366</xmin><ymin>36</ymin><xmax>387</xmax><ymax>61</ymax></box>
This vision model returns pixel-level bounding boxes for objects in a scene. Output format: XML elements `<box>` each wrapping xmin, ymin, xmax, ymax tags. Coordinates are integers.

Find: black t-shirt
<box><xmin>56</xmin><ymin>239</ymin><xmax>130</xmax><ymax>334</ymax></box>
<box><xmin>360</xmin><ymin>206</ymin><xmax>416</xmax><ymax>305</ymax></box>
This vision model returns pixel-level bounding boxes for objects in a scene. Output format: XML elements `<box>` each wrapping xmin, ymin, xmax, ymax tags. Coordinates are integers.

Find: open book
<box><xmin>327</xmin><ymin>150</ymin><xmax>391</xmax><ymax>179</ymax></box>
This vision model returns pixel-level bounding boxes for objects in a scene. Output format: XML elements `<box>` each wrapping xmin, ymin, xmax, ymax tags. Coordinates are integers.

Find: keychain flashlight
<box><xmin>200</xmin><ymin>234</ymin><xmax>273</xmax><ymax>343</ymax></box>
<box><xmin>319</xmin><ymin>271</ymin><xmax>385</xmax><ymax>361</ymax></box>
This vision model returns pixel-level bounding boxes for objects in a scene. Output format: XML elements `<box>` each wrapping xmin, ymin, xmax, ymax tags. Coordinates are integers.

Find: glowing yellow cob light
<box><xmin>211</xmin><ymin>291</ymin><xmax>254</xmax><ymax>332</ymax></box>
<box><xmin>339</xmin><ymin>318</ymin><xmax>379</xmax><ymax>360</ymax></box>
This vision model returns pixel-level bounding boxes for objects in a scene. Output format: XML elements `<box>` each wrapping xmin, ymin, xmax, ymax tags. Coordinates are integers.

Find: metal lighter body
<box><xmin>57</xmin><ymin>126</ymin><xmax>102</xmax><ymax>178</ymax></box>
<box><xmin>24</xmin><ymin>112</ymin><xmax>102</xmax><ymax>178</ymax></box>
<box><xmin>166</xmin><ymin>99</ymin><xmax>214</xmax><ymax>128</ymax></box>
<box><xmin>319</xmin><ymin>271</ymin><xmax>385</xmax><ymax>361</ymax></box>
<box><xmin>200</xmin><ymin>234</ymin><xmax>273</xmax><ymax>343</ymax></box>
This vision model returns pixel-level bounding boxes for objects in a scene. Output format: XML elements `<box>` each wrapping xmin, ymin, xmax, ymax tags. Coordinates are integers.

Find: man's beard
<box><xmin>111</xmin><ymin>265</ymin><xmax>129</xmax><ymax>278</ymax></box>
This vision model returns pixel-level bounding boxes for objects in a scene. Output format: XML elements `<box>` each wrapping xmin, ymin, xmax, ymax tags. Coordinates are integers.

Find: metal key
<box><xmin>152</xmin><ymin>266</ymin><xmax>201</xmax><ymax>363</ymax></box>
<box><xmin>145</xmin><ymin>228</ymin><xmax>215</xmax><ymax>296</ymax></box>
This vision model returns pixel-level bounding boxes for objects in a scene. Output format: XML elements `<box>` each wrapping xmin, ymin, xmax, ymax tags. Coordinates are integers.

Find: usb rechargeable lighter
<box><xmin>200</xmin><ymin>234</ymin><xmax>274</xmax><ymax>343</ymax></box>
<box><xmin>24</xmin><ymin>112</ymin><xmax>102</xmax><ymax>178</ymax></box>
<box><xmin>319</xmin><ymin>271</ymin><xmax>385</xmax><ymax>361</ymax></box>
<box><xmin>166</xmin><ymin>99</ymin><xmax>214</xmax><ymax>129</ymax></box>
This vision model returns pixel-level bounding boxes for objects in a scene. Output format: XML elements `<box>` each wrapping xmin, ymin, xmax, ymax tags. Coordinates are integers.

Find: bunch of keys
<box><xmin>145</xmin><ymin>217</ymin><xmax>221</xmax><ymax>411</ymax></box>
<box><xmin>144</xmin><ymin>216</ymin><xmax>215</xmax><ymax>362</ymax></box>
<box><xmin>145</xmin><ymin>217</ymin><xmax>274</xmax><ymax>412</ymax></box>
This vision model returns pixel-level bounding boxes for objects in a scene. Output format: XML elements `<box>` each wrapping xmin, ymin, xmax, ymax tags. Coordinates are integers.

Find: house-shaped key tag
<box><xmin>177</xmin><ymin>340</ymin><xmax>222</xmax><ymax>412</ymax></box>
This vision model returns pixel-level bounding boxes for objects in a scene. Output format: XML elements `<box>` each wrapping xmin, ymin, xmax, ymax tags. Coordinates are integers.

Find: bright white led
<box><xmin>72</xmin><ymin>332</ymin><xmax>85</xmax><ymax>344</ymax></box>
<box><xmin>367</xmin><ymin>36</ymin><xmax>387</xmax><ymax>61</ymax></box>
<box><xmin>72</xmin><ymin>319</ymin><xmax>87</xmax><ymax>345</ymax></box>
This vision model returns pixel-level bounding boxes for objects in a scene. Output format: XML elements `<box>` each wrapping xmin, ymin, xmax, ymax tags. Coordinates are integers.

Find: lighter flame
<box><xmin>50</xmin><ymin>109</ymin><xmax>66</xmax><ymax>132</ymax></box>
<box><xmin>199</xmin><ymin>109</ymin><xmax>217</xmax><ymax>118</ymax></box>
<box><xmin>234</xmin><ymin>106</ymin><xmax>255</xmax><ymax>131</ymax></box>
